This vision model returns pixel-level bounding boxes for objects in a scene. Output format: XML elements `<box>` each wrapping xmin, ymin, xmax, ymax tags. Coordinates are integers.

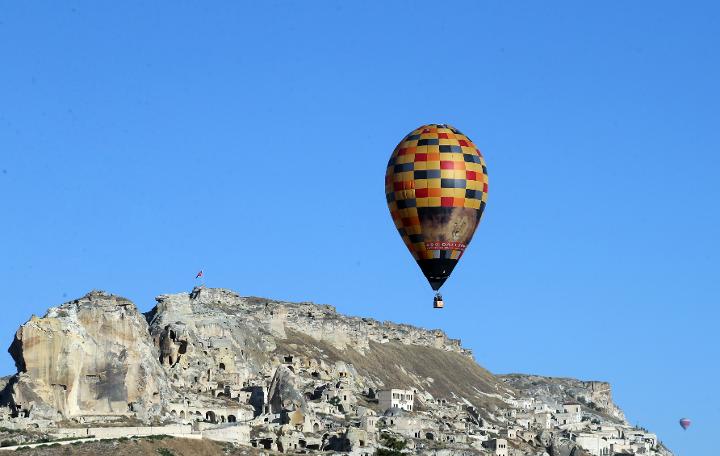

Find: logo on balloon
<box><xmin>425</xmin><ymin>241</ymin><xmax>467</xmax><ymax>251</ymax></box>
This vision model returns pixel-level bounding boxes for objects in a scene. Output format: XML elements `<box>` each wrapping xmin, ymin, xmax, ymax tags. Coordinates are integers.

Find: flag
<box><xmin>195</xmin><ymin>270</ymin><xmax>203</xmax><ymax>279</ymax></box>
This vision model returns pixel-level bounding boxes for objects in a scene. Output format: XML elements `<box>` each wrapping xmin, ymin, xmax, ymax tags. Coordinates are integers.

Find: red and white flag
<box><xmin>195</xmin><ymin>270</ymin><xmax>203</xmax><ymax>279</ymax></box>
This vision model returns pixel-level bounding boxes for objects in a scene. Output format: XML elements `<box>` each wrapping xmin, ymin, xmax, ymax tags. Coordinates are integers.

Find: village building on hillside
<box><xmin>484</xmin><ymin>438</ymin><xmax>509</xmax><ymax>456</ymax></box>
<box><xmin>377</xmin><ymin>389</ymin><xmax>414</xmax><ymax>412</ymax></box>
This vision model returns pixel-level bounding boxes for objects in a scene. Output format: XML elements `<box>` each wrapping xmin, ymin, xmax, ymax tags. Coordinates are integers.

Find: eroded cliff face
<box><xmin>8</xmin><ymin>291</ymin><xmax>169</xmax><ymax>420</ymax></box>
<box><xmin>145</xmin><ymin>288</ymin><xmax>504</xmax><ymax>422</ymax></box>
<box><xmin>1</xmin><ymin>288</ymin><xmax>671</xmax><ymax>456</ymax></box>
<box><xmin>148</xmin><ymin>288</ymin><xmax>274</xmax><ymax>391</ymax></box>
<box><xmin>499</xmin><ymin>375</ymin><xmax>626</xmax><ymax>423</ymax></box>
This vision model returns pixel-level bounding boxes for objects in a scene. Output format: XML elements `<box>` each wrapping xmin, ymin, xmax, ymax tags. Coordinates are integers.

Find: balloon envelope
<box><xmin>679</xmin><ymin>418</ymin><xmax>691</xmax><ymax>430</ymax></box>
<box><xmin>385</xmin><ymin>124</ymin><xmax>488</xmax><ymax>290</ymax></box>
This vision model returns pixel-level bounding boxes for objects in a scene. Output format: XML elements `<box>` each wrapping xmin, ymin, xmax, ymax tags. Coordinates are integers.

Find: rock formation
<box><xmin>0</xmin><ymin>288</ymin><xmax>673</xmax><ymax>456</ymax></box>
<box><xmin>7</xmin><ymin>291</ymin><xmax>168</xmax><ymax>421</ymax></box>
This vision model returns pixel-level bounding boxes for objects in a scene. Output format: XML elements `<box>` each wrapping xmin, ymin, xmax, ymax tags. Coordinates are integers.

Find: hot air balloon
<box><xmin>385</xmin><ymin>124</ymin><xmax>488</xmax><ymax>308</ymax></box>
<box><xmin>679</xmin><ymin>418</ymin><xmax>691</xmax><ymax>430</ymax></box>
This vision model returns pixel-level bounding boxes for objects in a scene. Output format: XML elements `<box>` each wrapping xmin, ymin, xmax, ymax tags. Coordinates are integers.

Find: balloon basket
<box><xmin>433</xmin><ymin>293</ymin><xmax>444</xmax><ymax>309</ymax></box>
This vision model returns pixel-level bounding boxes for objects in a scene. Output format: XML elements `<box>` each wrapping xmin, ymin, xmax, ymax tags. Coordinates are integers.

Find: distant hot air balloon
<box><xmin>385</xmin><ymin>124</ymin><xmax>488</xmax><ymax>308</ymax></box>
<box><xmin>679</xmin><ymin>418</ymin><xmax>691</xmax><ymax>430</ymax></box>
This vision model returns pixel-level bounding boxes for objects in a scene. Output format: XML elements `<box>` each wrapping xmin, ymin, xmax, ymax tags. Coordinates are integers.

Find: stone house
<box><xmin>554</xmin><ymin>410</ymin><xmax>581</xmax><ymax>426</ymax></box>
<box><xmin>533</xmin><ymin>411</ymin><xmax>553</xmax><ymax>429</ymax></box>
<box><xmin>515</xmin><ymin>415</ymin><xmax>532</xmax><ymax>429</ymax></box>
<box><xmin>503</xmin><ymin>427</ymin><xmax>517</xmax><ymax>439</ymax></box>
<box><xmin>322</xmin><ymin>380</ymin><xmax>357</xmax><ymax>412</ymax></box>
<box><xmin>533</xmin><ymin>402</ymin><xmax>552</xmax><ymax>413</ymax></box>
<box><xmin>563</xmin><ymin>402</ymin><xmax>582</xmax><ymax>414</ymax></box>
<box><xmin>277</xmin><ymin>429</ymin><xmax>307</xmax><ymax>453</ymax></box>
<box><xmin>573</xmin><ymin>433</ymin><xmax>611</xmax><ymax>455</ymax></box>
<box><xmin>623</xmin><ymin>428</ymin><xmax>657</xmax><ymax>448</ymax></box>
<box><xmin>377</xmin><ymin>389</ymin><xmax>414</xmax><ymax>412</ymax></box>
<box><xmin>345</xmin><ymin>427</ymin><xmax>372</xmax><ymax>452</ymax></box>
<box><xmin>485</xmin><ymin>438</ymin><xmax>508</xmax><ymax>456</ymax></box>
<box><xmin>361</xmin><ymin>415</ymin><xmax>377</xmax><ymax>432</ymax></box>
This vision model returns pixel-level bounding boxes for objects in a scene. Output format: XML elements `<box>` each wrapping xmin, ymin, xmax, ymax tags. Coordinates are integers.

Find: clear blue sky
<box><xmin>1</xmin><ymin>1</ymin><xmax>718</xmax><ymax>453</ymax></box>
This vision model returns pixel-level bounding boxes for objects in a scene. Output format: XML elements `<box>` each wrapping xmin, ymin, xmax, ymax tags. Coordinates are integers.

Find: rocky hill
<box><xmin>0</xmin><ymin>288</ymin><xmax>672</xmax><ymax>456</ymax></box>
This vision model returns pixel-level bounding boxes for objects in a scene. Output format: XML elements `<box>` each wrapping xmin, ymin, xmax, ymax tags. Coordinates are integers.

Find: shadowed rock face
<box><xmin>267</xmin><ymin>365</ymin><xmax>307</xmax><ymax>414</ymax></box>
<box><xmin>8</xmin><ymin>291</ymin><xmax>169</xmax><ymax>420</ymax></box>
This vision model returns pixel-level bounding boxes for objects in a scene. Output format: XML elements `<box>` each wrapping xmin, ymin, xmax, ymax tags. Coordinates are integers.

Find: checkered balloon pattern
<box><xmin>385</xmin><ymin>124</ymin><xmax>488</xmax><ymax>290</ymax></box>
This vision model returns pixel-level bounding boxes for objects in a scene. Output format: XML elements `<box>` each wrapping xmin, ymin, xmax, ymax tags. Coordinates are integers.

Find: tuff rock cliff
<box><xmin>0</xmin><ymin>288</ymin><xmax>673</xmax><ymax>456</ymax></box>
<box><xmin>7</xmin><ymin>291</ymin><xmax>169</xmax><ymax>421</ymax></box>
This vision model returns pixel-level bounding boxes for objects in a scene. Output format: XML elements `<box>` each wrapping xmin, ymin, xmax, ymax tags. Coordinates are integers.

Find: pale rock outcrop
<box><xmin>267</xmin><ymin>365</ymin><xmax>308</xmax><ymax>414</ymax></box>
<box><xmin>8</xmin><ymin>291</ymin><xmax>169</xmax><ymax>420</ymax></box>
<box><xmin>146</xmin><ymin>288</ymin><xmax>274</xmax><ymax>400</ymax></box>
<box><xmin>0</xmin><ymin>287</ymin><xmax>672</xmax><ymax>456</ymax></box>
<box><xmin>499</xmin><ymin>374</ymin><xmax>626</xmax><ymax>423</ymax></box>
<box><xmin>548</xmin><ymin>435</ymin><xmax>593</xmax><ymax>456</ymax></box>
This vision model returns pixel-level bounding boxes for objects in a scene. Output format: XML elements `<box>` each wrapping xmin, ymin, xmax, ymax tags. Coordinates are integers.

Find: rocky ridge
<box><xmin>0</xmin><ymin>288</ymin><xmax>672</xmax><ymax>456</ymax></box>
